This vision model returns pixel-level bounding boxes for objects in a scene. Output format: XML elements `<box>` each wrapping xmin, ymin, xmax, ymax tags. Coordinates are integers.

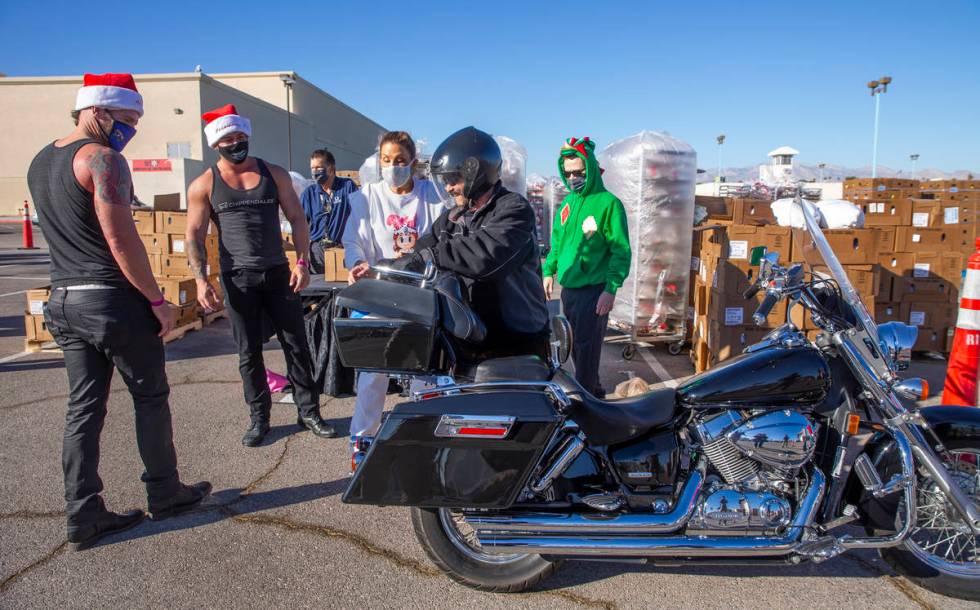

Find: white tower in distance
<box><xmin>759</xmin><ymin>146</ymin><xmax>799</xmax><ymax>184</ymax></box>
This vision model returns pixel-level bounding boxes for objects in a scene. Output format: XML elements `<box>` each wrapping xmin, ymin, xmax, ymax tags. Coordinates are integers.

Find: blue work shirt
<box><xmin>300</xmin><ymin>176</ymin><xmax>357</xmax><ymax>243</ymax></box>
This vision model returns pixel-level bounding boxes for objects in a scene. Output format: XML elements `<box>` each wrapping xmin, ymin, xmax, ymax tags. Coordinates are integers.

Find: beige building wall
<box><xmin>0</xmin><ymin>71</ymin><xmax>384</xmax><ymax>215</ymax></box>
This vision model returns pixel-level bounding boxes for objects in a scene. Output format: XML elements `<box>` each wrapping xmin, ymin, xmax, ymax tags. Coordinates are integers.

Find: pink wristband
<box><xmin>150</xmin><ymin>297</ymin><xmax>166</xmax><ymax>307</ymax></box>
<box><xmin>296</xmin><ymin>259</ymin><xmax>308</xmax><ymax>268</ymax></box>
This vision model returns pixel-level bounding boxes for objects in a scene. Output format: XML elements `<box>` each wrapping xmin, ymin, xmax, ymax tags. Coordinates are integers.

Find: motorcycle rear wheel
<box><xmin>880</xmin><ymin>441</ymin><xmax>980</xmax><ymax>602</ymax></box>
<box><xmin>411</xmin><ymin>507</ymin><xmax>560</xmax><ymax>592</ymax></box>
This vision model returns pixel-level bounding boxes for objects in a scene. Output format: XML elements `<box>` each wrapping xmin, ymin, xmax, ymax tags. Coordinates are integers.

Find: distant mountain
<box><xmin>699</xmin><ymin>163</ymin><xmax>978</xmax><ymax>184</ymax></box>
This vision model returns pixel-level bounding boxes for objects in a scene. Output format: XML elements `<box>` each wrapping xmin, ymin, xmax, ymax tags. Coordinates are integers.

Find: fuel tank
<box><xmin>677</xmin><ymin>345</ymin><xmax>830</xmax><ymax>409</ymax></box>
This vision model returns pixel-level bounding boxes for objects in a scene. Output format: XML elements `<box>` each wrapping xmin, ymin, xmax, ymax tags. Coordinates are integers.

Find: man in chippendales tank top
<box><xmin>185</xmin><ymin>104</ymin><xmax>338</xmax><ymax>447</ymax></box>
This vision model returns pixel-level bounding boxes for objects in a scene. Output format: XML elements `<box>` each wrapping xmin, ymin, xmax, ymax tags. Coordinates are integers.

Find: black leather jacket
<box><xmin>413</xmin><ymin>184</ymin><xmax>550</xmax><ymax>347</ymax></box>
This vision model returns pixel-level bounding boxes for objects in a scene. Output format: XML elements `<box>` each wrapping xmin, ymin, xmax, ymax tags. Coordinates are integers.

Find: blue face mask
<box><xmin>100</xmin><ymin>113</ymin><xmax>137</xmax><ymax>152</ymax></box>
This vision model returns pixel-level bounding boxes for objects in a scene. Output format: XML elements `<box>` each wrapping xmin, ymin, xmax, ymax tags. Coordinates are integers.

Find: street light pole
<box><xmin>910</xmin><ymin>153</ymin><xmax>920</xmax><ymax>179</ymax></box>
<box><xmin>867</xmin><ymin>76</ymin><xmax>891</xmax><ymax>179</ymax></box>
<box><xmin>280</xmin><ymin>74</ymin><xmax>295</xmax><ymax>171</ymax></box>
<box><xmin>818</xmin><ymin>163</ymin><xmax>826</xmax><ymax>182</ymax></box>
<box><xmin>716</xmin><ymin>134</ymin><xmax>725</xmax><ymax>195</ymax></box>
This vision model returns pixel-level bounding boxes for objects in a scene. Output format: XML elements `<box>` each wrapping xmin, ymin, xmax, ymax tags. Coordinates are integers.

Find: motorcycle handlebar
<box><xmin>753</xmin><ymin>291</ymin><xmax>780</xmax><ymax>325</ymax></box>
<box><xmin>743</xmin><ymin>284</ymin><xmax>761</xmax><ymax>300</ymax></box>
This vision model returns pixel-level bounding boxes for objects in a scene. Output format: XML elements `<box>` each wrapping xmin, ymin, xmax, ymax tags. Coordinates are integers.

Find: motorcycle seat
<box><xmin>435</xmin><ymin>276</ymin><xmax>487</xmax><ymax>344</ymax></box>
<box><xmin>554</xmin><ymin>370</ymin><xmax>677</xmax><ymax>446</ymax></box>
<box><xmin>473</xmin><ymin>355</ymin><xmax>551</xmax><ymax>383</ymax></box>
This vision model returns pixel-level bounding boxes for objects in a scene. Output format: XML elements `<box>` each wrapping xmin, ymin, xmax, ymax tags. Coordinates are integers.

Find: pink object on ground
<box><xmin>266</xmin><ymin>370</ymin><xmax>289</xmax><ymax>393</ymax></box>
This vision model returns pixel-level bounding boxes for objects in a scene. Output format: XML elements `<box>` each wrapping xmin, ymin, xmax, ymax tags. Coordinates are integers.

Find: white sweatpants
<box><xmin>350</xmin><ymin>372</ymin><xmax>429</xmax><ymax>439</ymax></box>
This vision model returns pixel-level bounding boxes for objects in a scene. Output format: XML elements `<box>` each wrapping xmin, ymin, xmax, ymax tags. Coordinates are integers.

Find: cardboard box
<box><xmin>913</xmin><ymin>327</ymin><xmax>944</xmax><ymax>352</ymax></box>
<box><xmin>160</xmin><ymin>255</ymin><xmax>215</xmax><ymax>278</ymax></box>
<box><xmin>812</xmin><ymin>264</ymin><xmax>879</xmax><ymax>298</ymax></box>
<box><xmin>709</xmin><ymin>259</ymin><xmax>758</xmax><ymax>298</ymax></box>
<box><xmin>900</xmin><ymin>302</ymin><xmax>957</xmax><ymax>329</ymax></box>
<box><xmin>893</xmin><ymin>278</ymin><xmax>953</xmax><ymax>302</ymax></box>
<box><xmin>173</xmin><ymin>303</ymin><xmax>200</xmax><ymax>327</ymax></box>
<box><xmin>23</xmin><ymin>314</ymin><xmax>54</xmax><ymax>342</ymax></box>
<box><xmin>157</xmin><ymin>278</ymin><xmax>197</xmax><ymax>305</ymax></box>
<box><xmin>874</xmin><ymin>302</ymin><xmax>902</xmax><ymax>323</ymax></box>
<box><xmin>25</xmin><ymin>286</ymin><xmax>51</xmax><ymax>316</ymax></box>
<box><xmin>148</xmin><ymin>254</ymin><xmax>163</xmax><ymax>276</ymax></box>
<box><xmin>893</xmin><ymin>227</ymin><xmax>947</xmax><ymax>253</ymax></box>
<box><xmin>945</xmin><ymin>225</ymin><xmax>976</xmax><ymax>254</ymax></box>
<box><xmin>876</xmin><ymin>226</ymin><xmax>896</xmax><ymax>254</ymax></box>
<box><xmin>706</xmin><ymin>321</ymin><xmax>769</xmax><ymax>362</ymax></box>
<box><xmin>860</xmin><ymin>199</ymin><xmax>912</xmax><ymax>226</ymax></box>
<box><xmin>941</xmin><ymin>253</ymin><xmax>965</xmax><ymax>286</ymax></box>
<box><xmin>911</xmin><ymin>199</ymin><xmax>979</xmax><ymax>228</ymax></box>
<box><xmin>167</xmin><ymin>235</ymin><xmax>187</xmax><ymax>255</ymax></box>
<box><xmin>792</xmin><ymin>228</ymin><xmax>880</xmax><ymax>265</ymax></box>
<box><xmin>323</xmin><ymin>248</ymin><xmax>348</xmax><ymax>282</ymax></box>
<box><xmin>946</xmin><ymin>327</ymin><xmax>956</xmax><ymax>353</ymax></box>
<box><xmin>702</xmin><ymin>225</ymin><xmax>792</xmax><ymax>261</ymax></box>
<box><xmin>132</xmin><ymin>209</ymin><xmax>155</xmax><ymax>235</ymax></box>
<box><xmin>707</xmin><ymin>289</ymin><xmax>786</xmax><ymax>328</ymax></box>
<box><xmin>155</xmin><ymin>211</ymin><xmax>187</xmax><ymax>235</ymax></box>
<box><xmin>692</xmin><ymin>338</ymin><xmax>711</xmax><ymax>374</ymax></box>
<box><xmin>153</xmin><ymin>193</ymin><xmax>181</xmax><ymax>211</ymax></box>
<box><xmin>140</xmin><ymin>234</ymin><xmax>165</xmax><ymax>254</ymax></box>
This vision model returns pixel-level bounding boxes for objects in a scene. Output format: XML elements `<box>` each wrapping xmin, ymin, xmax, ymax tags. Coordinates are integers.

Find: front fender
<box><xmin>847</xmin><ymin>405</ymin><xmax>980</xmax><ymax>532</ymax></box>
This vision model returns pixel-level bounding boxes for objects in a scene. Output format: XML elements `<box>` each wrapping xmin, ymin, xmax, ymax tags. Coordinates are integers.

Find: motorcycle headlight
<box><xmin>877</xmin><ymin>322</ymin><xmax>917</xmax><ymax>372</ymax></box>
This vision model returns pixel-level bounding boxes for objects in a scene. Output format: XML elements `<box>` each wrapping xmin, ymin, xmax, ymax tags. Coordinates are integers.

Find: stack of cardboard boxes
<box><xmin>689</xmin><ymin>179</ymin><xmax>979</xmax><ymax>373</ymax></box>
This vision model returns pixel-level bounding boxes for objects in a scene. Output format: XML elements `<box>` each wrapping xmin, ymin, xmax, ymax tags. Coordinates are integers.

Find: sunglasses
<box><xmin>563</xmin><ymin>169</ymin><xmax>586</xmax><ymax>179</ymax></box>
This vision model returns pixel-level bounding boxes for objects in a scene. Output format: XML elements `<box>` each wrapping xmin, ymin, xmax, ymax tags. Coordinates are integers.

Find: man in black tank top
<box><xmin>186</xmin><ymin>105</ymin><xmax>337</xmax><ymax>446</ymax></box>
<box><xmin>26</xmin><ymin>73</ymin><xmax>211</xmax><ymax>550</ymax></box>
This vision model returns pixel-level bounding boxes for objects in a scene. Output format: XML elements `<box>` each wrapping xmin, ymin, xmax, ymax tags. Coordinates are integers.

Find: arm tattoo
<box><xmin>186</xmin><ymin>238</ymin><xmax>209</xmax><ymax>280</ymax></box>
<box><xmin>89</xmin><ymin>148</ymin><xmax>132</xmax><ymax>206</ymax></box>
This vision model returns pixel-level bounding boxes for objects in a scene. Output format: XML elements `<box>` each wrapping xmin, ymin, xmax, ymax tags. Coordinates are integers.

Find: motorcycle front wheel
<box><xmin>411</xmin><ymin>507</ymin><xmax>560</xmax><ymax>592</ymax></box>
<box><xmin>881</xmin><ymin>441</ymin><xmax>980</xmax><ymax>602</ymax></box>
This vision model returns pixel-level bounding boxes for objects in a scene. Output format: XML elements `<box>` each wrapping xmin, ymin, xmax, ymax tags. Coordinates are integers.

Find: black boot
<box><xmin>242</xmin><ymin>420</ymin><xmax>270</xmax><ymax>447</ymax></box>
<box><xmin>297</xmin><ymin>413</ymin><xmax>338</xmax><ymax>438</ymax></box>
<box><xmin>68</xmin><ymin>509</ymin><xmax>145</xmax><ymax>551</ymax></box>
<box><xmin>148</xmin><ymin>481</ymin><xmax>212</xmax><ymax>520</ymax></box>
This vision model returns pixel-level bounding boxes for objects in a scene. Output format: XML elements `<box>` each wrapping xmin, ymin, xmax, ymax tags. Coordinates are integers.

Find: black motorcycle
<box><xmin>334</xmin><ymin>198</ymin><xmax>980</xmax><ymax>602</ymax></box>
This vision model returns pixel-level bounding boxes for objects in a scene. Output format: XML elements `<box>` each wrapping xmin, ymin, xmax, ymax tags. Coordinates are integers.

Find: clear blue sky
<box><xmin>2</xmin><ymin>0</ymin><xmax>977</xmax><ymax>176</ymax></box>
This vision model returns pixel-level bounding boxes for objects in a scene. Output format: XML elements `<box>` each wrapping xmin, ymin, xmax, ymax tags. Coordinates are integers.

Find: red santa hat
<box><xmin>75</xmin><ymin>73</ymin><xmax>144</xmax><ymax>116</ymax></box>
<box><xmin>202</xmin><ymin>104</ymin><xmax>252</xmax><ymax>147</ymax></box>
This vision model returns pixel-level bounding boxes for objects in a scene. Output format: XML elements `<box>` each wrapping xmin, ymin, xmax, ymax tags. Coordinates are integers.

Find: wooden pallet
<box><xmin>201</xmin><ymin>309</ymin><xmax>228</xmax><ymax>325</ymax></box>
<box><xmin>24</xmin><ymin>339</ymin><xmax>61</xmax><ymax>354</ymax></box>
<box><xmin>163</xmin><ymin>319</ymin><xmax>203</xmax><ymax>344</ymax></box>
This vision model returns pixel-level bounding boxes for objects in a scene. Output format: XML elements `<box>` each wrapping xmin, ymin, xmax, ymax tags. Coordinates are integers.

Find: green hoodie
<box><xmin>542</xmin><ymin>137</ymin><xmax>631</xmax><ymax>295</ymax></box>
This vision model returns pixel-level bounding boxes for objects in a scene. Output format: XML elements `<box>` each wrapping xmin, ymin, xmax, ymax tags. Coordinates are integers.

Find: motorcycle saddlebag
<box><xmin>342</xmin><ymin>390</ymin><xmax>562</xmax><ymax>508</ymax></box>
<box><xmin>332</xmin><ymin>278</ymin><xmax>438</xmax><ymax>374</ymax></box>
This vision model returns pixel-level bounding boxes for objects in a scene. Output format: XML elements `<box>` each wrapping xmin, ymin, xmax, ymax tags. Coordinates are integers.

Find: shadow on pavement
<box><xmin>92</xmin><ymin>476</ymin><xmax>352</xmax><ymax>549</ymax></box>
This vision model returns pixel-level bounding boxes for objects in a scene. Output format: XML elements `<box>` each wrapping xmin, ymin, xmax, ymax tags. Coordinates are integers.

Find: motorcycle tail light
<box><xmin>846</xmin><ymin>414</ymin><xmax>861</xmax><ymax>436</ymax></box>
<box><xmin>918</xmin><ymin>380</ymin><xmax>929</xmax><ymax>400</ymax></box>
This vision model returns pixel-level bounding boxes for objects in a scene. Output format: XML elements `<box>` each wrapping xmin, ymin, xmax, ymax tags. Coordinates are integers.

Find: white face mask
<box><xmin>381</xmin><ymin>164</ymin><xmax>413</xmax><ymax>189</ymax></box>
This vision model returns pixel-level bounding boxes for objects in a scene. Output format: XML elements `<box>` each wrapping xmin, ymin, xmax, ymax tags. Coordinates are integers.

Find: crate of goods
<box><xmin>599</xmin><ymin>131</ymin><xmax>697</xmax><ymax>338</ymax></box>
<box><xmin>23</xmin><ymin>286</ymin><xmax>54</xmax><ymax>346</ymax></box>
<box><xmin>702</xmin><ymin>224</ymin><xmax>792</xmax><ymax>262</ymax></box>
<box><xmin>695</xmin><ymin>196</ymin><xmax>776</xmax><ymax>226</ymax></box>
<box><xmin>157</xmin><ymin>277</ymin><xmax>198</xmax><ymax>306</ymax></box>
<box><xmin>791</xmin><ymin>228</ymin><xmax>880</xmax><ymax>265</ymax></box>
<box><xmin>323</xmin><ymin>248</ymin><xmax>349</xmax><ymax>282</ymax></box>
<box><xmin>859</xmin><ymin>199</ymin><xmax>913</xmax><ymax>226</ymax></box>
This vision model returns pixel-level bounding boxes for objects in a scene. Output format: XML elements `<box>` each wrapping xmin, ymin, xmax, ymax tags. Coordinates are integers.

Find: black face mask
<box><xmin>218</xmin><ymin>140</ymin><xmax>249</xmax><ymax>164</ymax></box>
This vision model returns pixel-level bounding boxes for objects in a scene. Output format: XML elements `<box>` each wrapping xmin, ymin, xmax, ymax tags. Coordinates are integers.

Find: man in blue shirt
<box><xmin>300</xmin><ymin>149</ymin><xmax>357</xmax><ymax>275</ymax></box>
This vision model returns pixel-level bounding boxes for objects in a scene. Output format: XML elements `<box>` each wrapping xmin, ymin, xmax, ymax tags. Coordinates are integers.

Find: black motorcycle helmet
<box><xmin>429</xmin><ymin>126</ymin><xmax>502</xmax><ymax>206</ymax></box>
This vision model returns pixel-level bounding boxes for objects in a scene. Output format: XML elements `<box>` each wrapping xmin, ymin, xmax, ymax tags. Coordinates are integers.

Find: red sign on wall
<box><xmin>132</xmin><ymin>159</ymin><xmax>173</xmax><ymax>172</ymax></box>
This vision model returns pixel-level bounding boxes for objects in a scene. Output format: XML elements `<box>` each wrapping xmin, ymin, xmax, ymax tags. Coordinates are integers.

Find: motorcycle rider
<box><xmin>397</xmin><ymin>126</ymin><xmax>551</xmax><ymax>359</ymax></box>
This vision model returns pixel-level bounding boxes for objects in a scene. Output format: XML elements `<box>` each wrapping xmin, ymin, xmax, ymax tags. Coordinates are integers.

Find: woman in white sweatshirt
<box><xmin>342</xmin><ymin>131</ymin><xmax>445</xmax><ymax>455</ymax></box>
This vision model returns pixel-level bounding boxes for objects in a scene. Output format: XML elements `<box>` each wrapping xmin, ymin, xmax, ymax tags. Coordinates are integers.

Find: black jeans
<box><xmin>560</xmin><ymin>283</ymin><xmax>609</xmax><ymax>396</ymax></box>
<box><xmin>221</xmin><ymin>265</ymin><xmax>319</xmax><ymax>422</ymax></box>
<box><xmin>44</xmin><ymin>286</ymin><xmax>180</xmax><ymax>528</ymax></box>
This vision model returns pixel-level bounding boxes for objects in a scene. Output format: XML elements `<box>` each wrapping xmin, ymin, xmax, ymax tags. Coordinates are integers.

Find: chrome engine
<box><xmin>689</xmin><ymin>409</ymin><xmax>818</xmax><ymax>534</ymax></box>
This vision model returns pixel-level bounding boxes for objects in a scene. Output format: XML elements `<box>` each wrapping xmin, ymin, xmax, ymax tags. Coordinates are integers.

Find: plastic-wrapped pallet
<box><xmin>527</xmin><ymin>174</ymin><xmax>548</xmax><ymax>248</ymax></box>
<box><xmin>598</xmin><ymin>131</ymin><xmax>697</xmax><ymax>337</ymax></box>
<box><xmin>494</xmin><ymin>135</ymin><xmax>527</xmax><ymax>198</ymax></box>
<box><xmin>543</xmin><ymin>177</ymin><xmax>569</xmax><ymax>248</ymax></box>
<box><xmin>358</xmin><ymin>151</ymin><xmax>381</xmax><ymax>185</ymax></box>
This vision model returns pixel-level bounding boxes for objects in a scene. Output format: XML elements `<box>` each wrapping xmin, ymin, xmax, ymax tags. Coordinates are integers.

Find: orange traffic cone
<box><xmin>942</xmin><ymin>238</ymin><xmax>980</xmax><ymax>406</ymax></box>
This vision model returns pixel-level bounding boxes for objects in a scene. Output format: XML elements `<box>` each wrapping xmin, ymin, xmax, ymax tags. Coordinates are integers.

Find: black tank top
<box><xmin>208</xmin><ymin>159</ymin><xmax>287</xmax><ymax>271</ymax></box>
<box><xmin>27</xmin><ymin>139</ymin><xmax>128</xmax><ymax>287</ymax></box>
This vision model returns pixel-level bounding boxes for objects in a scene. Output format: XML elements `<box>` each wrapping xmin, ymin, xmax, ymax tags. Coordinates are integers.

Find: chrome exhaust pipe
<box><xmin>470</xmin><ymin>463</ymin><xmax>705</xmax><ymax>536</ymax></box>
<box><xmin>475</xmin><ymin>469</ymin><xmax>826</xmax><ymax>557</ymax></box>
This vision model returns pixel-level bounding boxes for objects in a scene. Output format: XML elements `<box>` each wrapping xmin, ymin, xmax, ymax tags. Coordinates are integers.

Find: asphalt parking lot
<box><xmin>0</xmin><ymin>224</ymin><xmax>965</xmax><ymax>610</ymax></box>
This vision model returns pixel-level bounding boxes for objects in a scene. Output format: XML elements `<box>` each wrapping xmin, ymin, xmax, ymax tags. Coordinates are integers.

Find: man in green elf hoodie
<box><xmin>543</xmin><ymin>137</ymin><xmax>631</xmax><ymax>397</ymax></box>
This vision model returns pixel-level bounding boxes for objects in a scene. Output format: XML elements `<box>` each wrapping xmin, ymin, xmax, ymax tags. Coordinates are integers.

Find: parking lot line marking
<box><xmin>0</xmin><ymin>289</ymin><xmax>28</xmax><ymax>298</ymax></box>
<box><xmin>638</xmin><ymin>345</ymin><xmax>681</xmax><ymax>388</ymax></box>
<box><xmin>0</xmin><ymin>351</ymin><xmax>31</xmax><ymax>365</ymax></box>
<box><xmin>0</xmin><ymin>276</ymin><xmax>50</xmax><ymax>281</ymax></box>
